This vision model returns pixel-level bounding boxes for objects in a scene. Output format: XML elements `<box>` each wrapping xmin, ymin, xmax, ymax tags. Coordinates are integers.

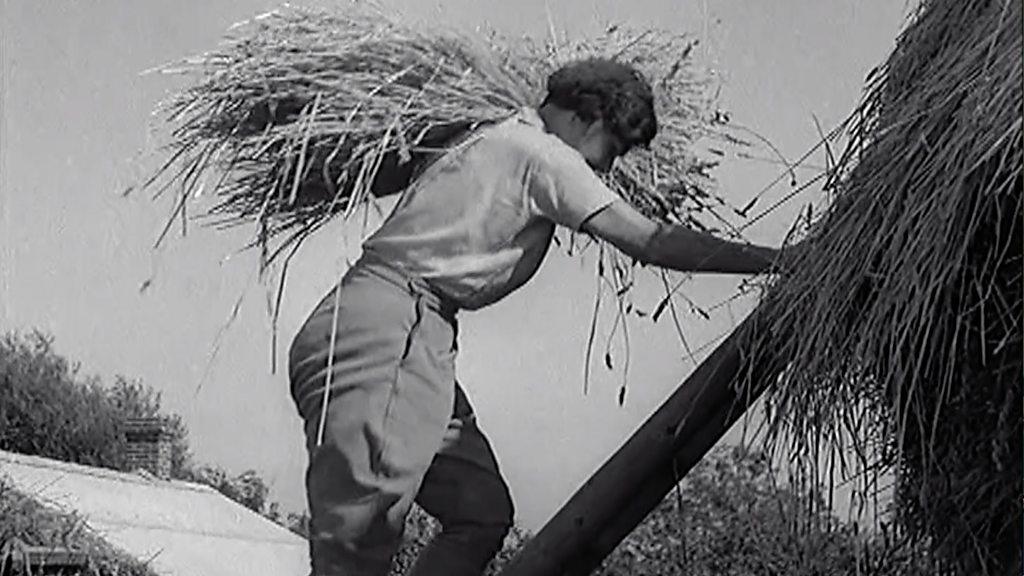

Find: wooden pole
<box><xmin>500</xmin><ymin>311</ymin><xmax>785</xmax><ymax>576</ymax></box>
<box><xmin>562</xmin><ymin>401</ymin><xmax>737</xmax><ymax>576</ymax></box>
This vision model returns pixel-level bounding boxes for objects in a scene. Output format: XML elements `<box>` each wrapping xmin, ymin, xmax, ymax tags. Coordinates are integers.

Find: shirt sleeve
<box><xmin>525</xmin><ymin>139</ymin><xmax>621</xmax><ymax>231</ymax></box>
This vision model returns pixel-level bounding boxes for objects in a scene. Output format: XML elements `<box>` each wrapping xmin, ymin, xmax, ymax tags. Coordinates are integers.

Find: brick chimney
<box><xmin>123</xmin><ymin>417</ymin><xmax>173</xmax><ymax>480</ymax></box>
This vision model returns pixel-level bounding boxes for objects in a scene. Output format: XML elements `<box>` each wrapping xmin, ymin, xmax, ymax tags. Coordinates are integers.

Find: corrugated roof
<box><xmin>0</xmin><ymin>449</ymin><xmax>309</xmax><ymax>576</ymax></box>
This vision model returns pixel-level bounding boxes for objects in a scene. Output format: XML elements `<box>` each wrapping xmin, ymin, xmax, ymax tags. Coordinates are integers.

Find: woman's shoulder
<box><xmin>483</xmin><ymin>109</ymin><xmax>584</xmax><ymax>170</ymax></box>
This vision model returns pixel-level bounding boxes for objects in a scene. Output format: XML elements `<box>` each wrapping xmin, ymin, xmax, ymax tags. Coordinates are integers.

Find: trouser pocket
<box><xmin>399</xmin><ymin>285</ymin><xmax>428</xmax><ymax>362</ymax></box>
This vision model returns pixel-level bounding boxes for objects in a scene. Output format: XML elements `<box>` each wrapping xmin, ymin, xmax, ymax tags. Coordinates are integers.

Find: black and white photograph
<box><xmin>0</xmin><ymin>1</ymin><xmax>1020</xmax><ymax>575</ymax></box>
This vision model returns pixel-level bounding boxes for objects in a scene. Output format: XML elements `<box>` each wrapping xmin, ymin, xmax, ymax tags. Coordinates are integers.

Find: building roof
<box><xmin>0</xmin><ymin>449</ymin><xmax>309</xmax><ymax>576</ymax></box>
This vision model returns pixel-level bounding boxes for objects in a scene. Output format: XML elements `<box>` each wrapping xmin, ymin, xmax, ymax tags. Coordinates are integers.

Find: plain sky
<box><xmin>0</xmin><ymin>0</ymin><xmax>909</xmax><ymax>529</ymax></box>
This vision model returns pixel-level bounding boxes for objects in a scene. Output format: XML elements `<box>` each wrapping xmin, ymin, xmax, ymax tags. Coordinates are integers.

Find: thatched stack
<box><xmin>754</xmin><ymin>0</ymin><xmax>1021</xmax><ymax>573</ymax></box>
<box><xmin>137</xmin><ymin>4</ymin><xmax>735</xmax><ymax>270</ymax></box>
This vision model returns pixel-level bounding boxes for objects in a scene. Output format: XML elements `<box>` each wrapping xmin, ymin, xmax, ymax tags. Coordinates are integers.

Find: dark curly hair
<box><xmin>542</xmin><ymin>58</ymin><xmax>658</xmax><ymax>149</ymax></box>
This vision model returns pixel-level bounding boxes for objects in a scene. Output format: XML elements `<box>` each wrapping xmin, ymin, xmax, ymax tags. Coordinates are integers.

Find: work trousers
<box><xmin>289</xmin><ymin>254</ymin><xmax>514</xmax><ymax>576</ymax></box>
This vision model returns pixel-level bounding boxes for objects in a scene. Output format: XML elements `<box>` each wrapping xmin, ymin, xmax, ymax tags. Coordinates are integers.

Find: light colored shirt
<box><xmin>362</xmin><ymin>107</ymin><xmax>619</xmax><ymax>310</ymax></box>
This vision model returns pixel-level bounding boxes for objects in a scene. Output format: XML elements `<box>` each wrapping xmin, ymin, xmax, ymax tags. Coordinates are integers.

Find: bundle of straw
<box><xmin>753</xmin><ymin>0</ymin><xmax>1021</xmax><ymax>573</ymax></box>
<box><xmin>138</xmin><ymin>3</ymin><xmax>732</xmax><ymax>269</ymax></box>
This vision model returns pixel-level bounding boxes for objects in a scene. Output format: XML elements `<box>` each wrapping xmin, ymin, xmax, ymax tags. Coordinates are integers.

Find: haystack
<box><xmin>753</xmin><ymin>0</ymin><xmax>1021</xmax><ymax>573</ymax></box>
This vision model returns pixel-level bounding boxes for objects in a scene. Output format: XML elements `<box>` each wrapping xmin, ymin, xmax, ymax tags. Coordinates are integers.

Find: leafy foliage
<box><xmin>597</xmin><ymin>446</ymin><xmax>936</xmax><ymax>576</ymax></box>
<box><xmin>179</xmin><ymin>465</ymin><xmax>284</xmax><ymax>521</ymax></box>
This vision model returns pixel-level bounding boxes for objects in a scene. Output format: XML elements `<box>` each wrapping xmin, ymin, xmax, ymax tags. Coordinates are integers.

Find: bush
<box><xmin>596</xmin><ymin>446</ymin><xmax>937</xmax><ymax>576</ymax></box>
<box><xmin>179</xmin><ymin>464</ymin><xmax>283</xmax><ymax>521</ymax></box>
